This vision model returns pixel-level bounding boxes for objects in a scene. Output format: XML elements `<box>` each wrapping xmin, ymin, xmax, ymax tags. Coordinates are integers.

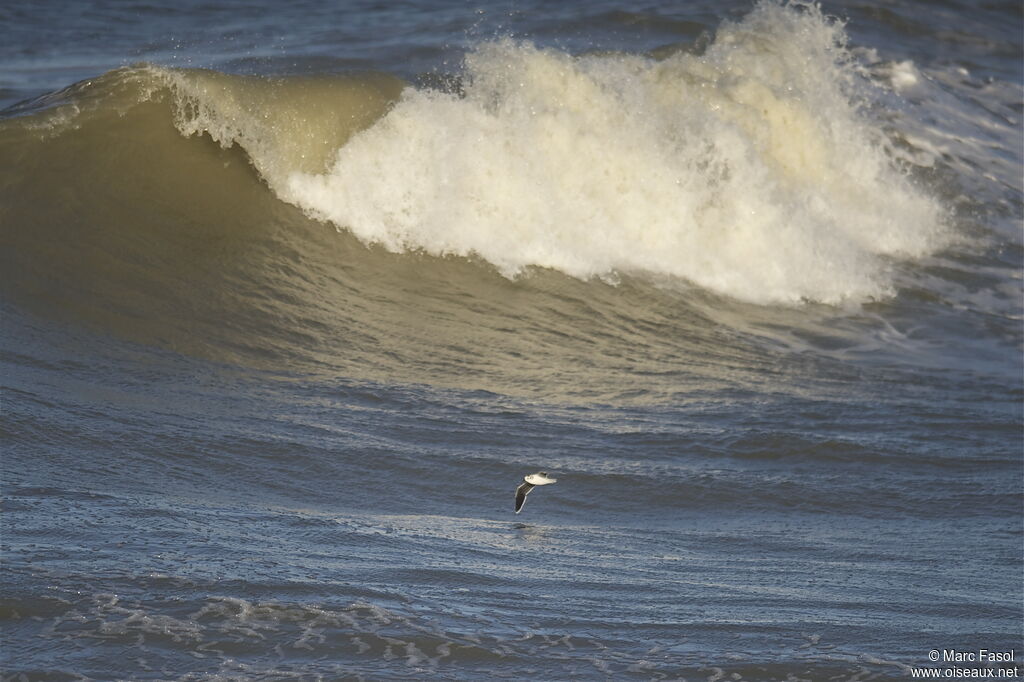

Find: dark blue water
<box><xmin>2</xmin><ymin>1</ymin><xmax>1021</xmax><ymax>679</ymax></box>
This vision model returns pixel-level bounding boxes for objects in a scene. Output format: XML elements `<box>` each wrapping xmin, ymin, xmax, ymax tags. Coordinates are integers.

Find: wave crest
<box><xmin>283</xmin><ymin>1</ymin><xmax>947</xmax><ymax>304</ymax></box>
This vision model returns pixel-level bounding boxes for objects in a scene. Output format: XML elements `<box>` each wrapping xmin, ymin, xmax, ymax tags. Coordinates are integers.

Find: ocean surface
<box><xmin>1</xmin><ymin>0</ymin><xmax>1022</xmax><ymax>679</ymax></box>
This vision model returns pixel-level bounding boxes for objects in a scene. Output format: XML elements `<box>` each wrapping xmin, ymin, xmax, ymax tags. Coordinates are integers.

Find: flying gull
<box><xmin>515</xmin><ymin>472</ymin><xmax>557</xmax><ymax>513</ymax></box>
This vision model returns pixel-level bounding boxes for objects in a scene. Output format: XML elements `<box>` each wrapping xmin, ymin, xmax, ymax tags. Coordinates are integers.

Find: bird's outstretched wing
<box><xmin>515</xmin><ymin>482</ymin><xmax>534</xmax><ymax>513</ymax></box>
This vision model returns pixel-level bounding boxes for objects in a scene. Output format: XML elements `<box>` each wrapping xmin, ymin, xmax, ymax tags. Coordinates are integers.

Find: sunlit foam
<box><xmin>164</xmin><ymin>1</ymin><xmax>950</xmax><ymax>305</ymax></box>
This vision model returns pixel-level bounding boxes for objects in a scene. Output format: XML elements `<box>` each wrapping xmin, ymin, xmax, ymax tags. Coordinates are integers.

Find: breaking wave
<box><xmin>3</xmin><ymin>1</ymin><xmax>947</xmax><ymax>309</ymax></box>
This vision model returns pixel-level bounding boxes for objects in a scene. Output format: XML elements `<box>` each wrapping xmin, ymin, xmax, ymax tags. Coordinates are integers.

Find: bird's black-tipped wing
<box><xmin>515</xmin><ymin>482</ymin><xmax>534</xmax><ymax>513</ymax></box>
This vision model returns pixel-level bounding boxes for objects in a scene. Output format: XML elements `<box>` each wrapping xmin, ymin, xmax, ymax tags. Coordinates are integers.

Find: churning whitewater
<box><xmin>150</xmin><ymin>1</ymin><xmax>947</xmax><ymax>305</ymax></box>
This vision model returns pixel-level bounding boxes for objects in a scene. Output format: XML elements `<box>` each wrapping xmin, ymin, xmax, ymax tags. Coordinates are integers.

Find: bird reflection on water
<box><xmin>512</xmin><ymin>523</ymin><xmax>552</xmax><ymax>543</ymax></box>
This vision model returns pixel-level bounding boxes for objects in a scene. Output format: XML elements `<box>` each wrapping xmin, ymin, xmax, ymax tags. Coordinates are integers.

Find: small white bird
<box><xmin>515</xmin><ymin>472</ymin><xmax>557</xmax><ymax>513</ymax></box>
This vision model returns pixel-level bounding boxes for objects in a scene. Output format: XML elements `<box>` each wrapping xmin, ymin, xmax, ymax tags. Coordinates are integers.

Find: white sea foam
<box><xmin>888</xmin><ymin>60</ymin><xmax>921</xmax><ymax>92</ymax></box>
<box><xmin>280</xmin><ymin>2</ymin><xmax>947</xmax><ymax>305</ymax></box>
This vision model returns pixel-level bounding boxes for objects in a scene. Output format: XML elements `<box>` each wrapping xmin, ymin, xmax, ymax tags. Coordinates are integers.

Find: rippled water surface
<box><xmin>2</xmin><ymin>0</ymin><xmax>1021</xmax><ymax>679</ymax></box>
